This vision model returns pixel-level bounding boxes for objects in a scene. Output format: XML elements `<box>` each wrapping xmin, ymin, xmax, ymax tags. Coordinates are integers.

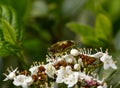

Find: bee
<box><xmin>48</xmin><ymin>40</ymin><xmax>75</xmax><ymax>56</ymax></box>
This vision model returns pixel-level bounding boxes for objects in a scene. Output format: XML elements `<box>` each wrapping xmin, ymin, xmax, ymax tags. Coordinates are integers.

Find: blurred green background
<box><xmin>0</xmin><ymin>0</ymin><xmax>120</xmax><ymax>88</ymax></box>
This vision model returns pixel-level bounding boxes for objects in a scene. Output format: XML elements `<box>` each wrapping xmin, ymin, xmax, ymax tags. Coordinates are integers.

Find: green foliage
<box><xmin>0</xmin><ymin>41</ymin><xmax>20</xmax><ymax>56</ymax></box>
<box><xmin>67</xmin><ymin>14</ymin><xmax>114</xmax><ymax>48</ymax></box>
<box><xmin>0</xmin><ymin>5</ymin><xmax>22</xmax><ymax>56</ymax></box>
<box><xmin>0</xmin><ymin>0</ymin><xmax>29</xmax><ymax>18</ymax></box>
<box><xmin>103</xmin><ymin>0</ymin><xmax>120</xmax><ymax>21</ymax></box>
<box><xmin>1</xmin><ymin>19</ymin><xmax>16</xmax><ymax>44</ymax></box>
<box><xmin>66</xmin><ymin>22</ymin><xmax>98</xmax><ymax>46</ymax></box>
<box><xmin>95</xmin><ymin>14</ymin><xmax>112</xmax><ymax>41</ymax></box>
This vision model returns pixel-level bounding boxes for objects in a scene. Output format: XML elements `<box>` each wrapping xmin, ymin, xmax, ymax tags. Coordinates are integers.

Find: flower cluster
<box><xmin>3</xmin><ymin>48</ymin><xmax>117</xmax><ymax>88</ymax></box>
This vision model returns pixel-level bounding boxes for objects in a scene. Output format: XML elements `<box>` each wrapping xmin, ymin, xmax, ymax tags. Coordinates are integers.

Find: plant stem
<box><xmin>16</xmin><ymin>50</ymin><xmax>29</xmax><ymax>68</ymax></box>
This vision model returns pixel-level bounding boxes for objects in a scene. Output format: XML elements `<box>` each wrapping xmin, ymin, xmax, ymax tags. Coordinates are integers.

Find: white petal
<box><xmin>110</xmin><ymin>63</ymin><xmax>117</xmax><ymax>69</ymax></box>
<box><xmin>3</xmin><ymin>68</ymin><xmax>18</xmax><ymax>81</ymax></box>
<box><xmin>100</xmin><ymin>54</ymin><xmax>108</xmax><ymax>62</ymax></box>
<box><xmin>45</xmin><ymin>63</ymin><xmax>56</xmax><ymax>78</ymax></box>
<box><xmin>22</xmin><ymin>83</ymin><xmax>28</xmax><ymax>88</ymax></box>
<box><xmin>56</xmin><ymin>67</ymin><xmax>65</xmax><ymax>83</ymax></box>
<box><xmin>97</xmin><ymin>86</ymin><xmax>103</xmax><ymax>88</ymax></box>
<box><xmin>70</xmin><ymin>49</ymin><xmax>79</xmax><ymax>56</ymax></box>
<box><xmin>3</xmin><ymin>78</ymin><xmax>9</xmax><ymax>81</ymax></box>
<box><xmin>79</xmin><ymin>72</ymin><xmax>92</xmax><ymax>81</ymax></box>
<box><xmin>25</xmin><ymin>76</ymin><xmax>33</xmax><ymax>86</ymax></box>
<box><xmin>100</xmin><ymin>54</ymin><xmax>117</xmax><ymax>70</ymax></box>
<box><xmin>103</xmin><ymin>63</ymin><xmax>110</xmax><ymax>70</ymax></box>
<box><xmin>74</xmin><ymin>64</ymin><xmax>80</xmax><ymax>70</ymax></box>
<box><xmin>13</xmin><ymin>75</ymin><xmax>33</xmax><ymax>88</ymax></box>
<box><xmin>64</xmin><ymin>72</ymin><xmax>79</xmax><ymax>88</ymax></box>
<box><xmin>13</xmin><ymin>75</ymin><xmax>25</xmax><ymax>86</ymax></box>
<box><xmin>63</xmin><ymin>54</ymin><xmax>77</xmax><ymax>63</ymax></box>
<box><xmin>29</xmin><ymin>66</ymin><xmax>38</xmax><ymax>75</ymax></box>
<box><xmin>89</xmin><ymin>52</ymin><xmax>103</xmax><ymax>58</ymax></box>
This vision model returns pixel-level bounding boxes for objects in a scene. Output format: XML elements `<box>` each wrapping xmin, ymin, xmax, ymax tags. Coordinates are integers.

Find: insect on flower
<box><xmin>48</xmin><ymin>40</ymin><xmax>75</xmax><ymax>56</ymax></box>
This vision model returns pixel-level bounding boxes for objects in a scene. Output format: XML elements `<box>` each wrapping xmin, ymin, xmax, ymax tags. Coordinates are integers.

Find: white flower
<box><xmin>44</xmin><ymin>63</ymin><xmax>56</xmax><ymax>79</ymax></box>
<box><xmin>56</xmin><ymin>66</ymin><xmax>72</xmax><ymax>83</ymax></box>
<box><xmin>65</xmin><ymin>66</ymin><xmax>72</xmax><ymax>73</ymax></box>
<box><xmin>56</xmin><ymin>66</ymin><xmax>66</xmax><ymax>83</ymax></box>
<box><xmin>29</xmin><ymin>66</ymin><xmax>38</xmax><ymax>75</ymax></box>
<box><xmin>56</xmin><ymin>66</ymin><xmax>79</xmax><ymax>87</ymax></box>
<box><xmin>66</xmin><ymin>58</ymin><xmax>73</xmax><ymax>63</ymax></box>
<box><xmin>63</xmin><ymin>54</ymin><xmax>76</xmax><ymax>63</ymax></box>
<box><xmin>97</xmin><ymin>86</ymin><xmax>103</xmax><ymax>88</ymax></box>
<box><xmin>70</xmin><ymin>49</ymin><xmax>79</xmax><ymax>56</ymax></box>
<box><xmin>74</xmin><ymin>64</ymin><xmax>80</xmax><ymax>70</ymax></box>
<box><xmin>3</xmin><ymin>67</ymin><xmax>18</xmax><ymax>81</ymax></box>
<box><xmin>64</xmin><ymin>72</ymin><xmax>79</xmax><ymax>88</ymax></box>
<box><xmin>100</xmin><ymin>54</ymin><xmax>117</xmax><ymax>70</ymax></box>
<box><xmin>79</xmin><ymin>72</ymin><xmax>92</xmax><ymax>81</ymax></box>
<box><xmin>13</xmin><ymin>75</ymin><xmax>33</xmax><ymax>88</ymax></box>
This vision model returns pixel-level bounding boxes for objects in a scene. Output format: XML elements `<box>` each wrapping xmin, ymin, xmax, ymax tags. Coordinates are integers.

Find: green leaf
<box><xmin>0</xmin><ymin>41</ymin><xmax>20</xmax><ymax>56</ymax></box>
<box><xmin>0</xmin><ymin>49</ymin><xmax>11</xmax><ymax>56</ymax></box>
<box><xmin>80</xmin><ymin>37</ymin><xmax>100</xmax><ymax>46</ymax></box>
<box><xmin>0</xmin><ymin>5</ymin><xmax>23</xmax><ymax>42</ymax></box>
<box><xmin>1</xmin><ymin>18</ymin><xmax>16</xmax><ymax>44</ymax></box>
<box><xmin>0</xmin><ymin>5</ymin><xmax>23</xmax><ymax>57</ymax></box>
<box><xmin>106</xmin><ymin>0</ymin><xmax>120</xmax><ymax>21</ymax></box>
<box><xmin>0</xmin><ymin>5</ymin><xmax>12</xmax><ymax>23</ymax></box>
<box><xmin>67</xmin><ymin>22</ymin><xmax>94</xmax><ymax>37</ymax></box>
<box><xmin>10</xmin><ymin>8</ymin><xmax>23</xmax><ymax>42</ymax></box>
<box><xmin>0</xmin><ymin>0</ymin><xmax>29</xmax><ymax>18</ymax></box>
<box><xmin>67</xmin><ymin>22</ymin><xmax>99</xmax><ymax>46</ymax></box>
<box><xmin>95</xmin><ymin>14</ymin><xmax>112</xmax><ymax>41</ymax></box>
<box><xmin>0</xmin><ymin>42</ymin><xmax>11</xmax><ymax>56</ymax></box>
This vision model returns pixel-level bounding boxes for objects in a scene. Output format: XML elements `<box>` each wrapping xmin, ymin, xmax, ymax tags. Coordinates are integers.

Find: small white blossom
<box><xmin>97</xmin><ymin>86</ymin><xmax>103</xmax><ymax>88</ymax></box>
<box><xmin>67</xmin><ymin>58</ymin><xmax>73</xmax><ymax>63</ymax></box>
<box><xmin>63</xmin><ymin>54</ymin><xmax>76</xmax><ymax>63</ymax></box>
<box><xmin>65</xmin><ymin>66</ymin><xmax>72</xmax><ymax>72</ymax></box>
<box><xmin>56</xmin><ymin>66</ymin><xmax>79</xmax><ymax>87</ymax></box>
<box><xmin>13</xmin><ymin>75</ymin><xmax>33</xmax><ymax>88</ymax></box>
<box><xmin>56</xmin><ymin>66</ymin><xmax>66</xmax><ymax>83</ymax></box>
<box><xmin>64</xmin><ymin>72</ymin><xmax>79</xmax><ymax>88</ymax></box>
<box><xmin>100</xmin><ymin>54</ymin><xmax>117</xmax><ymax>70</ymax></box>
<box><xmin>70</xmin><ymin>49</ymin><xmax>79</xmax><ymax>56</ymax></box>
<box><xmin>56</xmin><ymin>66</ymin><xmax>72</xmax><ymax>83</ymax></box>
<box><xmin>57</xmin><ymin>57</ymin><xmax>63</xmax><ymax>61</ymax></box>
<box><xmin>3</xmin><ymin>67</ymin><xmax>18</xmax><ymax>81</ymax></box>
<box><xmin>74</xmin><ymin>64</ymin><xmax>80</xmax><ymax>70</ymax></box>
<box><xmin>44</xmin><ymin>63</ymin><xmax>56</xmax><ymax>79</ymax></box>
<box><xmin>79</xmin><ymin>72</ymin><xmax>92</xmax><ymax>81</ymax></box>
<box><xmin>29</xmin><ymin>66</ymin><xmax>38</xmax><ymax>75</ymax></box>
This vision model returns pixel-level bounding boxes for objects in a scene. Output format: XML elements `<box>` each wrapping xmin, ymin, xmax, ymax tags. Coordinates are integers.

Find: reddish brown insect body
<box><xmin>79</xmin><ymin>54</ymin><xmax>96</xmax><ymax>65</ymax></box>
